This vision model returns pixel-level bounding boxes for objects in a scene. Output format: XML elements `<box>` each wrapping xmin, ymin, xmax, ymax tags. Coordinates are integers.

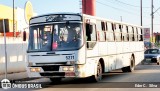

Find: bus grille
<box><xmin>41</xmin><ymin>65</ymin><xmax>60</xmax><ymax>71</ymax></box>
<box><xmin>40</xmin><ymin>72</ymin><xmax>65</xmax><ymax>77</ymax></box>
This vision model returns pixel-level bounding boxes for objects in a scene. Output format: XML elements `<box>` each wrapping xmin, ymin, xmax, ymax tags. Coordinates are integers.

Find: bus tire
<box><xmin>122</xmin><ymin>56</ymin><xmax>135</xmax><ymax>72</ymax></box>
<box><xmin>89</xmin><ymin>61</ymin><xmax>102</xmax><ymax>82</ymax></box>
<box><xmin>50</xmin><ymin>78</ymin><xmax>62</xmax><ymax>84</ymax></box>
<box><xmin>121</xmin><ymin>67</ymin><xmax>128</xmax><ymax>72</ymax></box>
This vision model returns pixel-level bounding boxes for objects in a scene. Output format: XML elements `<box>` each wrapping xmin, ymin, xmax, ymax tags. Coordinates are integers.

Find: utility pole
<box><xmin>151</xmin><ymin>0</ymin><xmax>154</xmax><ymax>43</ymax></box>
<box><xmin>140</xmin><ymin>0</ymin><xmax>142</xmax><ymax>26</ymax></box>
<box><xmin>120</xmin><ymin>16</ymin><xmax>122</xmax><ymax>22</ymax></box>
<box><xmin>13</xmin><ymin>0</ymin><xmax>15</xmax><ymax>37</ymax></box>
<box><xmin>3</xmin><ymin>19</ymin><xmax>7</xmax><ymax>79</ymax></box>
<box><xmin>79</xmin><ymin>0</ymin><xmax>82</xmax><ymax>14</ymax></box>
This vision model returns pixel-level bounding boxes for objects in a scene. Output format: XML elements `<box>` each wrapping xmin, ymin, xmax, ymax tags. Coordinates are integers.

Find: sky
<box><xmin>1</xmin><ymin>0</ymin><xmax>160</xmax><ymax>32</ymax></box>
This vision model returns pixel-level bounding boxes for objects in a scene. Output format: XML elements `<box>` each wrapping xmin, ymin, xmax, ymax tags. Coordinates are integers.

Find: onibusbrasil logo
<box><xmin>1</xmin><ymin>79</ymin><xmax>42</xmax><ymax>89</ymax></box>
<box><xmin>1</xmin><ymin>79</ymin><xmax>11</xmax><ymax>89</ymax></box>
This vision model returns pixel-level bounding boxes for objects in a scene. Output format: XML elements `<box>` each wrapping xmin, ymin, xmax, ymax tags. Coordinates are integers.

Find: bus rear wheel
<box><xmin>89</xmin><ymin>61</ymin><xmax>102</xmax><ymax>82</ymax></box>
<box><xmin>122</xmin><ymin>56</ymin><xmax>135</xmax><ymax>72</ymax></box>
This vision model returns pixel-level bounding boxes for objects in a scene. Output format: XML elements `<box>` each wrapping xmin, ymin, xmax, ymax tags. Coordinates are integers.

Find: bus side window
<box><xmin>106</xmin><ymin>22</ymin><xmax>115</xmax><ymax>42</ymax></box>
<box><xmin>115</xmin><ymin>24</ymin><xmax>121</xmax><ymax>41</ymax></box>
<box><xmin>128</xmin><ymin>26</ymin><xmax>133</xmax><ymax>41</ymax></box>
<box><xmin>138</xmin><ymin>28</ymin><xmax>143</xmax><ymax>41</ymax></box>
<box><xmin>134</xmin><ymin>27</ymin><xmax>138</xmax><ymax>41</ymax></box>
<box><xmin>86</xmin><ymin>24</ymin><xmax>91</xmax><ymax>41</ymax></box>
<box><xmin>126</xmin><ymin>26</ymin><xmax>129</xmax><ymax>41</ymax></box>
<box><xmin>119</xmin><ymin>25</ymin><xmax>123</xmax><ymax>41</ymax></box>
<box><xmin>97</xmin><ymin>21</ymin><xmax>106</xmax><ymax>41</ymax></box>
<box><xmin>86</xmin><ymin>24</ymin><xmax>96</xmax><ymax>41</ymax></box>
<box><xmin>140</xmin><ymin>28</ymin><xmax>143</xmax><ymax>41</ymax></box>
<box><xmin>132</xmin><ymin>27</ymin><xmax>135</xmax><ymax>41</ymax></box>
<box><xmin>86</xmin><ymin>23</ymin><xmax>97</xmax><ymax>49</ymax></box>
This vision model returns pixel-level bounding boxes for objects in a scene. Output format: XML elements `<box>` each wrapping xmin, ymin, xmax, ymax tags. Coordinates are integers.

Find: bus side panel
<box><xmin>135</xmin><ymin>42</ymin><xmax>144</xmax><ymax>65</ymax></box>
<box><xmin>107</xmin><ymin>42</ymin><xmax>116</xmax><ymax>71</ymax></box>
<box><xmin>98</xmin><ymin>42</ymin><xmax>109</xmax><ymax>72</ymax></box>
<box><xmin>122</xmin><ymin>42</ymin><xmax>130</xmax><ymax>67</ymax></box>
<box><xmin>99</xmin><ymin>42</ymin><xmax>108</xmax><ymax>56</ymax></box>
<box><xmin>86</xmin><ymin>43</ymin><xmax>99</xmax><ymax>58</ymax></box>
<box><xmin>76</xmin><ymin>45</ymin><xmax>86</xmax><ymax>64</ymax></box>
<box><xmin>116</xmin><ymin>42</ymin><xmax>124</xmax><ymax>69</ymax></box>
<box><xmin>84</xmin><ymin>57</ymin><xmax>99</xmax><ymax>77</ymax></box>
<box><xmin>130</xmin><ymin>42</ymin><xmax>136</xmax><ymax>53</ymax></box>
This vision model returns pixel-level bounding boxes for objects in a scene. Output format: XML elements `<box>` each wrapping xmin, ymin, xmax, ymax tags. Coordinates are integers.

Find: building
<box><xmin>0</xmin><ymin>4</ymin><xmax>29</xmax><ymax>37</ymax></box>
<box><xmin>0</xmin><ymin>4</ymin><xmax>34</xmax><ymax>75</ymax></box>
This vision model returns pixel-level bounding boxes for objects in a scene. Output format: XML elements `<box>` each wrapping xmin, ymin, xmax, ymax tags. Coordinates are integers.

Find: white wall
<box><xmin>0</xmin><ymin>7</ymin><xmax>29</xmax><ymax>75</ymax></box>
<box><xmin>0</xmin><ymin>37</ymin><xmax>28</xmax><ymax>74</ymax></box>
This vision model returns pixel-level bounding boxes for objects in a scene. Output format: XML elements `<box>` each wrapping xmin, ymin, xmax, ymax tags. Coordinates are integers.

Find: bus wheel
<box><xmin>50</xmin><ymin>78</ymin><xmax>62</xmax><ymax>84</ymax></box>
<box><xmin>89</xmin><ymin>61</ymin><xmax>102</xmax><ymax>82</ymax></box>
<box><xmin>121</xmin><ymin>67</ymin><xmax>127</xmax><ymax>72</ymax></box>
<box><xmin>157</xmin><ymin>61</ymin><xmax>160</xmax><ymax>65</ymax></box>
<box><xmin>122</xmin><ymin>56</ymin><xmax>135</xmax><ymax>72</ymax></box>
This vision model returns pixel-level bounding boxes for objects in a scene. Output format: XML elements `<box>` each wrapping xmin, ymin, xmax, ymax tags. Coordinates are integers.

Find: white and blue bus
<box><xmin>25</xmin><ymin>13</ymin><xmax>144</xmax><ymax>82</ymax></box>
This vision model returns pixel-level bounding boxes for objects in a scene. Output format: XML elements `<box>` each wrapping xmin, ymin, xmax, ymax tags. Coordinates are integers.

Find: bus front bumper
<box><xmin>27</xmin><ymin>64</ymin><xmax>94</xmax><ymax>78</ymax></box>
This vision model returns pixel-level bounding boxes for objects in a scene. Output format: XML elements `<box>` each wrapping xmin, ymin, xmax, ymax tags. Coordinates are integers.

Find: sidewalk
<box><xmin>0</xmin><ymin>71</ymin><xmax>28</xmax><ymax>81</ymax></box>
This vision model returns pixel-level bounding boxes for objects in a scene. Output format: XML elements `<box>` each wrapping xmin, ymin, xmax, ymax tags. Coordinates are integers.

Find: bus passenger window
<box><xmin>86</xmin><ymin>24</ymin><xmax>91</xmax><ymax>41</ymax></box>
<box><xmin>86</xmin><ymin>23</ymin><xmax>97</xmax><ymax>49</ymax></box>
<box><xmin>106</xmin><ymin>22</ymin><xmax>108</xmax><ymax>31</ymax></box>
<box><xmin>86</xmin><ymin>24</ymin><xmax>96</xmax><ymax>41</ymax></box>
<box><xmin>126</xmin><ymin>26</ymin><xmax>129</xmax><ymax>41</ymax></box>
<box><xmin>115</xmin><ymin>24</ymin><xmax>121</xmax><ymax>41</ymax></box>
<box><xmin>106</xmin><ymin>22</ymin><xmax>115</xmax><ymax>41</ymax></box>
<box><xmin>132</xmin><ymin>27</ymin><xmax>135</xmax><ymax>41</ymax></box>
<box><xmin>134</xmin><ymin>27</ymin><xmax>138</xmax><ymax>41</ymax></box>
<box><xmin>140</xmin><ymin>29</ymin><xmax>143</xmax><ymax>41</ymax></box>
<box><xmin>138</xmin><ymin>28</ymin><xmax>143</xmax><ymax>41</ymax></box>
<box><xmin>112</xmin><ymin>23</ymin><xmax>114</xmax><ymax>31</ymax></box>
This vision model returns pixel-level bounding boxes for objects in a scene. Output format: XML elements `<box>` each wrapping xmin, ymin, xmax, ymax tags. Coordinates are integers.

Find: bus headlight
<box><xmin>69</xmin><ymin>67</ymin><xmax>74</xmax><ymax>71</ymax></box>
<box><xmin>61</xmin><ymin>66</ymin><xmax>75</xmax><ymax>72</ymax></box>
<box><xmin>62</xmin><ymin>67</ymin><xmax>69</xmax><ymax>71</ymax></box>
<box><xmin>30</xmin><ymin>68</ymin><xmax>41</xmax><ymax>72</ymax></box>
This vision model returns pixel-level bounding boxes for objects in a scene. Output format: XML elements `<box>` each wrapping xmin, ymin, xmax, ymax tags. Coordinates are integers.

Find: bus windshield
<box><xmin>28</xmin><ymin>23</ymin><xmax>83</xmax><ymax>52</ymax></box>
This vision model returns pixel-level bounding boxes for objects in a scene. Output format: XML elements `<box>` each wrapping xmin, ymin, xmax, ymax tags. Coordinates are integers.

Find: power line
<box><xmin>96</xmin><ymin>1</ymin><xmax>139</xmax><ymax>16</ymax></box>
<box><xmin>153</xmin><ymin>7</ymin><xmax>160</xmax><ymax>17</ymax></box>
<box><xmin>115</xmin><ymin>0</ymin><xmax>150</xmax><ymax>8</ymax></box>
<box><xmin>143</xmin><ymin>24</ymin><xmax>160</xmax><ymax>26</ymax></box>
<box><xmin>96</xmin><ymin>1</ymin><xmax>150</xmax><ymax>19</ymax></box>
<box><xmin>99</xmin><ymin>0</ymin><xmax>151</xmax><ymax>14</ymax></box>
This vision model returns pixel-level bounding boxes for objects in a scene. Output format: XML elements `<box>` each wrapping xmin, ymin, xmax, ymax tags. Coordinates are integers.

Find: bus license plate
<box><xmin>146</xmin><ymin>58</ymin><xmax>151</xmax><ymax>61</ymax></box>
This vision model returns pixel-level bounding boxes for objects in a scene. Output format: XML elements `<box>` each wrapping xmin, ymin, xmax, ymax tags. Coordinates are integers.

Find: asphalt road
<box><xmin>1</xmin><ymin>63</ymin><xmax>160</xmax><ymax>91</ymax></box>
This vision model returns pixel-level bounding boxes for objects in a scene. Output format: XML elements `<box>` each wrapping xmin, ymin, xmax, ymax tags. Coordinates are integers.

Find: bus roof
<box><xmin>30</xmin><ymin>12</ymin><xmax>81</xmax><ymax>19</ymax></box>
<box><xmin>83</xmin><ymin>14</ymin><xmax>143</xmax><ymax>28</ymax></box>
<box><xmin>30</xmin><ymin>12</ymin><xmax>142</xmax><ymax>28</ymax></box>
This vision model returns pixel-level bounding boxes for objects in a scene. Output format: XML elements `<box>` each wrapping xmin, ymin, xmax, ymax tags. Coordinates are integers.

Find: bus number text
<box><xmin>66</xmin><ymin>56</ymin><xmax>74</xmax><ymax>60</ymax></box>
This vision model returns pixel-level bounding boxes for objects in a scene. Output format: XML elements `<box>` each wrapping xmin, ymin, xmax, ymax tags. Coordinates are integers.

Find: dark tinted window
<box><xmin>145</xmin><ymin>49</ymin><xmax>159</xmax><ymax>54</ymax></box>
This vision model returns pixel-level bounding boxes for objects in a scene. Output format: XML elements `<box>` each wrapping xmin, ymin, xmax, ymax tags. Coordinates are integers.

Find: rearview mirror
<box><xmin>23</xmin><ymin>31</ymin><xmax>26</xmax><ymax>41</ymax></box>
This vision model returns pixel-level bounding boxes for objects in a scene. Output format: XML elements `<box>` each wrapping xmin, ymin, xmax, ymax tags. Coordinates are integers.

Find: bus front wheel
<box><xmin>89</xmin><ymin>61</ymin><xmax>102</xmax><ymax>82</ymax></box>
<box><xmin>157</xmin><ymin>61</ymin><xmax>160</xmax><ymax>65</ymax></box>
